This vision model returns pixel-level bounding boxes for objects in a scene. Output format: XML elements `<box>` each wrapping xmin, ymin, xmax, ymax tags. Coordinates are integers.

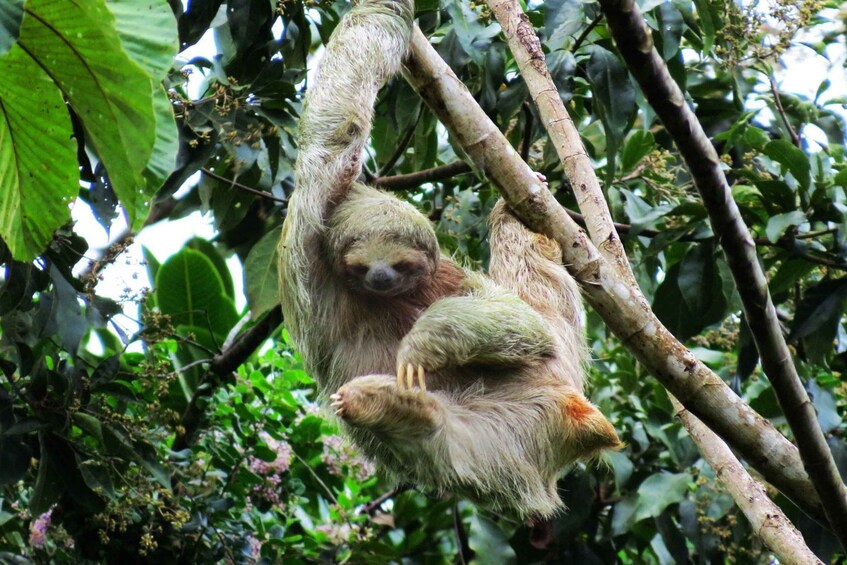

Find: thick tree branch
<box><xmin>596</xmin><ymin>0</ymin><xmax>847</xmax><ymax>543</ymax></box>
<box><xmin>402</xmin><ymin>25</ymin><xmax>828</xmax><ymax>526</ymax></box>
<box><xmin>484</xmin><ymin>2</ymin><xmax>825</xmax><ymax>553</ymax></box>
<box><xmin>373</xmin><ymin>160</ymin><xmax>473</xmax><ymax>190</ymax></box>
<box><xmin>172</xmin><ymin>306</ymin><xmax>283</xmax><ymax>452</ymax></box>
<box><xmin>672</xmin><ymin>397</ymin><xmax>821</xmax><ymax>564</ymax></box>
<box><xmin>487</xmin><ymin>0</ymin><xmax>635</xmax><ymax>287</ymax></box>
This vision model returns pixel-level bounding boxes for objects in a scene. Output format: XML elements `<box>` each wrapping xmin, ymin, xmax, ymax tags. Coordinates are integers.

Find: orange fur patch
<box><xmin>562</xmin><ymin>394</ymin><xmax>595</xmax><ymax>423</ymax></box>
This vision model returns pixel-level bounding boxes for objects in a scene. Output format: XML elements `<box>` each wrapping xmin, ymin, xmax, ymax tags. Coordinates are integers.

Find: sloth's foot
<box><xmin>332</xmin><ymin>374</ymin><xmax>441</xmax><ymax>435</ymax></box>
<box><xmin>396</xmin><ymin>362</ymin><xmax>426</xmax><ymax>391</ymax></box>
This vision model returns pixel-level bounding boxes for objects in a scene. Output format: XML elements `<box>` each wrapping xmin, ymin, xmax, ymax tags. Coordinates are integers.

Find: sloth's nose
<box><xmin>368</xmin><ymin>265</ymin><xmax>398</xmax><ymax>290</ymax></box>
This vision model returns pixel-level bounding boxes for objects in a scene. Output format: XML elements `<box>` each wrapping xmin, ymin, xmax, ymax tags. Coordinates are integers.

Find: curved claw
<box><xmin>396</xmin><ymin>362</ymin><xmax>427</xmax><ymax>391</ymax></box>
<box><xmin>406</xmin><ymin>363</ymin><xmax>415</xmax><ymax>389</ymax></box>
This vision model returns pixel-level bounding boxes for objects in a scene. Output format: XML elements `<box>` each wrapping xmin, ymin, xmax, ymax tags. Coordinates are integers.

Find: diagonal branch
<box><xmin>673</xmin><ymin>397</ymin><xmax>822</xmax><ymax>564</ymax></box>
<box><xmin>484</xmin><ymin>1</ymin><xmax>822</xmax><ymax>557</ymax></box>
<box><xmin>596</xmin><ymin>0</ymin><xmax>847</xmax><ymax>545</ymax></box>
<box><xmin>172</xmin><ymin>306</ymin><xmax>283</xmax><ymax>452</ymax></box>
<box><xmin>487</xmin><ymin>0</ymin><xmax>635</xmax><ymax>286</ymax></box>
<box><xmin>402</xmin><ymin>24</ymin><xmax>828</xmax><ymax>527</ymax></box>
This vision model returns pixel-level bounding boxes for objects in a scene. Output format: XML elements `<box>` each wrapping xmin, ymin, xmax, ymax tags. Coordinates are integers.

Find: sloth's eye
<box><xmin>392</xmin><ymin>261</ymin><xmax>414</xmax><ymax>273</ymax></box>
<box><xmin>349</xmin><ymin>264</ymin><xmax>369</xmax><ymax>276</ymax></box>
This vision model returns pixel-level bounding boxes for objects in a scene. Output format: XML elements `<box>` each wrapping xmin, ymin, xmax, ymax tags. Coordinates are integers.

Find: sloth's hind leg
<box><xmin>333</xmin><ymin>374</ymin><xmax>444</xmax><ymax>437</ymax></box>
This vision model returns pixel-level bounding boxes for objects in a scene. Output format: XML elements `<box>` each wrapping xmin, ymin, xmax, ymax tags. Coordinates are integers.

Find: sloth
<box><xmin>277</xmin><ymin>0</ymin><xmax>620</xmax><ymax>519</ymax></box>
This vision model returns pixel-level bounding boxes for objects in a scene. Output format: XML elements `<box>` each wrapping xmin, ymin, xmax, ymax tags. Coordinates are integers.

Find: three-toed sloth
<box><xmin>277</xmin><ymin>0</ymin><xmax>620</xmax><ymax>520</ymax></box>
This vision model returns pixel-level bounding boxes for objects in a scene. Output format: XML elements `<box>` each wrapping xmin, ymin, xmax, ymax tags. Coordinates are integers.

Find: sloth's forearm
<box><xmin>398</xmin><ymin>294</ymin><xmax>554</xmax><ymax>370</ymax></box>
<box><xmin>294</xmin><ymin>0</ymin><xmax>414</xmax><ymax>221</ymax></box>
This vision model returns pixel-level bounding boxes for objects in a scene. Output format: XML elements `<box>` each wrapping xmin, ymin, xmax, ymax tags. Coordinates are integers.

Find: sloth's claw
<box><xmin>406</xmin><ymin>363</ymin><xmax>414</xmax><ymax>389</ymax></box>
<box><xmin>396</xmin><ymin>362</ymin><xmax>426</xmax><ymax>391</ymax></box>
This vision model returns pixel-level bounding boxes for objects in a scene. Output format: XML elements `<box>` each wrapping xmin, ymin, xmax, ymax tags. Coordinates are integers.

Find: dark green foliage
<box><xmin>0</xmin><ymin>0</ymin><xmax>846</xmax><ymax>562</ymax></box>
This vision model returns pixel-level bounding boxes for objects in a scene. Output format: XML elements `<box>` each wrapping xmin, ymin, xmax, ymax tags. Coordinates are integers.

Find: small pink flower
<box><xmin>29</xmin><ymin>509</ymin><xmax>52</xmax><ymax>549</ymax></box>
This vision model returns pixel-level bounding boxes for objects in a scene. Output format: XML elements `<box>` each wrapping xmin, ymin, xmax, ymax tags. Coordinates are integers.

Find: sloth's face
<box><xmin>342</xmin><ymin>239</ymin><xmax>433</xmax><ymax>296</ymax></box>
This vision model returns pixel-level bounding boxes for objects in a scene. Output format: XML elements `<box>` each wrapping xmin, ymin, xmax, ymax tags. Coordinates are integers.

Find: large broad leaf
<box><xmin>108</xmin><ymin>0</ymin><xmax>179</xmax><ymax>198</ymax></box>
<box><xmin>545</xmin><ymin>0</ymin><xmax>584</xmax><ymax>52</ymax></box>
<box><xmin>634</xmin><ymin>472</ymin><xmax>691</xmax><ymax>521</ymax></box>
<box><xmin>18</xmin><ymin>0</ymin><xmax>157</xmax><ymax>226</ymax></box>
<box><xmin>467</xmin><ymin>513</ymin><xmax>516</xmax><ymax>564</ymax></box>
<box><xmin>654</xmin><ymin>253</ymin><xmax>728</xmax><ymax>341</ymax></box>
<box><xmin>444</xmin><ymin>0</ymin><xmax>498</xmax><ymax>67</ymax></box>
<box><xmin>584</xmin><ymin>45</ymin><xmax>636</xmax><ymax>180</ymax></box>
<box><xmin>692</xmin><ymin>0</ymin><xmax>716</xmax><ymax>54</ymax></box>
<box><xmin>0</xmin><ymin>46</ymin><xmax>78</xmax><ymax>260</ymax></box>
<box><xmin>0</xmin><ymin>0</ymin><xmax>24</xmax><ymax>55</ymax></box>
<box><xmin>107</xmin><ymin>0</ymin><xmax>178</xmax><ymax>81</ymax></box>
<box><xmin>790</xmin><ymin>277</ymin><xmax>847</xmax><ymax>361</ymax></box>
<box><xmin>244</xmin><ymin>226</ymin><xmax>282</xmax><ymax>318</ymax></box>
<box><xmin>764</xmin><ymin>139</ymin><xmax>811</xmax><ymax>194</ymax></box>
<box><xmin>155</xmin><ymin>248</ymin><xmax>239</xmax><ymax>339</ymax></box>
<box><xmin>765</xmin><ymin>210</ymin><xmax>806</xmax><ymax>243</ymax></box>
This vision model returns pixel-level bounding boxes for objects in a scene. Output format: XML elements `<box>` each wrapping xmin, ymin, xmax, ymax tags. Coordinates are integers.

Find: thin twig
<box><xmin>770</xmin><ymin>75</ymin><xmax>801</xmax><ymax>147</ymax></box>
<box><xmin>572</xmin><ymin>13</ymin><xmax>604</xmax><ymax>52</ymax></box>
<box><xmin>361</xmin><ymin>484</ymin><xmax>412</xmax><ymax>515</ymax></box>
<box><xmin>378</xmin><ymin>111</ymin><xmax>422</xmax><ymax>175</ymax></box>
<box><xmin>201</xmin><ymin>168</ymin><xmax>287</xmax><ymax>203</ymax></box>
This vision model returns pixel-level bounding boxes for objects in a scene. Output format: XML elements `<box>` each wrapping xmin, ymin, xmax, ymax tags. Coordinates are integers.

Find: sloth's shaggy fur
<box><xmin>277</xmin><ymin>0</ymin><xmax>620</xmax><ymax>519</ymax></box>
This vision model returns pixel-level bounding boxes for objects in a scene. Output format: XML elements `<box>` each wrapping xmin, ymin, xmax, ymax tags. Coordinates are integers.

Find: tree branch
<box><xmin>402</xmin><ymin>24</ymin><xmax>828</xmax><ymax>527</ymax></box>
<box><xmin>172</xmin><ymin>306</ymin><xmax>283</xmax><ymax>452</ymax></box>
<box><xmin>672</xmin><ymin>397</ymin><xmax>822</xmax><ymax>564</ymax></box>
<box><xmin>596</xmin><ymin>0</ymin><xmax>847</xmax><ymax>543</ymax></box>
<box><xmin>373</xmin><ymin>160</ymin><xmax>473</xmax><ymax>190</ymax></box>
<box><xmin>487</xmin><ymin>0</ymin><xmax>636</xmax><ymax>287</ymax></box>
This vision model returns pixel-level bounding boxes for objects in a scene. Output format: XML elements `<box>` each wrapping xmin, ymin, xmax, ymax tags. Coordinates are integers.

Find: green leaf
<box><xmin>742</xmin><ymin>126</ymin><xmax>770</xmax><ymax>151</ymax></box>
<box><xmin>654</xmin><ymin>257</ymin><xmax>728</xmax><ymax>341</ymax></box>
<box><xmin>692</xmin><ymin>0</ymin><xmax>715</xmax><ymax>54</ymax></box>
<box><xmin>545</xmin><ymin>0</ymin><xmax>584</xmax><ymax>51</ymax></box>
<box><xmin>19</xmin><ymin>0</ymin><xmax>157</xmax><ymax>227</ymax></box>
<box><xmin>657</xmin><ymin>4</ymin><xmax>683</xmax><ymax>60</ymax></box>
<box><xmin>765</xmin><ymin>210</ymin><xmax>806</xmax><ymax>243</ymax></box>
<box><xmin>790</xmin><ymin>278</ymin><xmax>847</xmax><ymax>341</ymax></box>
<box><xmin>3</xmin><ymin>417</ymin><xmax>49</xmax><ymax>436</ymax></box>
<box><xmin>77</xmin><ymin>456</ymin><xmax>115</xmax><ymax>498</ymax></box>
<box><xmin>809</xmin><ymin>380</ymin><xmax>840</xmax><ymax>433</ymax></box>
<box><xmin>634</xmin><ymin>472</ymin><xmax>691</xmax><ymax>521</ymax></box>
<box><xmin>186</xmin><ymin>237</ymin><xmax>235</xmax><ymax>299</ymax></box>
<box><xmin>585</xmin><ymin>45</ymin><xmax>636</xmax><ymax>180</ymax></box>
<box><xmin>102</xmin><ymin>424</ymin><xmax>170</xmax><ymax>488</ymax></box>
<box><xmin>73</xmin><ymin>413</ymin><xmax>104</xmax><ymax>445</ymax></box>
<box><xmin>244</xmin><ymin>226</ymin><xmax>282</xmax><ymax>317</ymax></box>
<box><xmin>156</xmin><ymin>248</ymin><xmax>239</xmax><ymax>338</ymax></box>
<box><xmin>468</xmin><ymin>513</ymin><xmax>516</xmax><ymax>565</ymax></box>
<box><xmin>755</xmin><ymin>179</ymin><xmax>796</xmax><ymax>214</ymax></box>
<box><xmin>769</xmin><ymin>258</ymin><xmax>817</xmax><ymax>297</ymax></box>
<box><xmin>141</xmin><ymin>85</ymin><xmax>179</xmax><ymax>198</ymax></box>
<box><xmin>107</xmin><ymin>0</ymin><xmax>178</xmax><ymax>80</ymax></box>
<box><xmin>0</xmin><ymin>0</ymin><xmax>24</xmax><ymax>55</ymax></box>
<box><xmin>444</xmin><ymin>0</ymin><xmax>497</xmax><ymax>67</ymax></box>
<box><xmin>107</xmin><ymin>0</ymin><xmax>178</xmax><ymax>196</ymax></box>
<box><xmin>677</xmin><ymin>242</ymin><xmax>717</xmax><ymax>313</ymax></box>
<box><xmin>42</xmin><ymin>266</ymin><xmax>87</xmax><ymax>354</ymax></box>
<box><xmin>620</xmin><ymin>130</ymin><xmax>655</xmax><ymax>173</ymax></box>
<box><xmin>764</xmin><ymin>139</ymin><xmax>811</xmax><ymax>193</ymax></box>
<box><xmin>0</xmin><ymin>46</ymin><xmax>78</xmax><ymax>261</ymax></box>
<box><xmin>30</xmin><ymin>434</ymin><xmax>64</xmax><ymax>514</ymax></box>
